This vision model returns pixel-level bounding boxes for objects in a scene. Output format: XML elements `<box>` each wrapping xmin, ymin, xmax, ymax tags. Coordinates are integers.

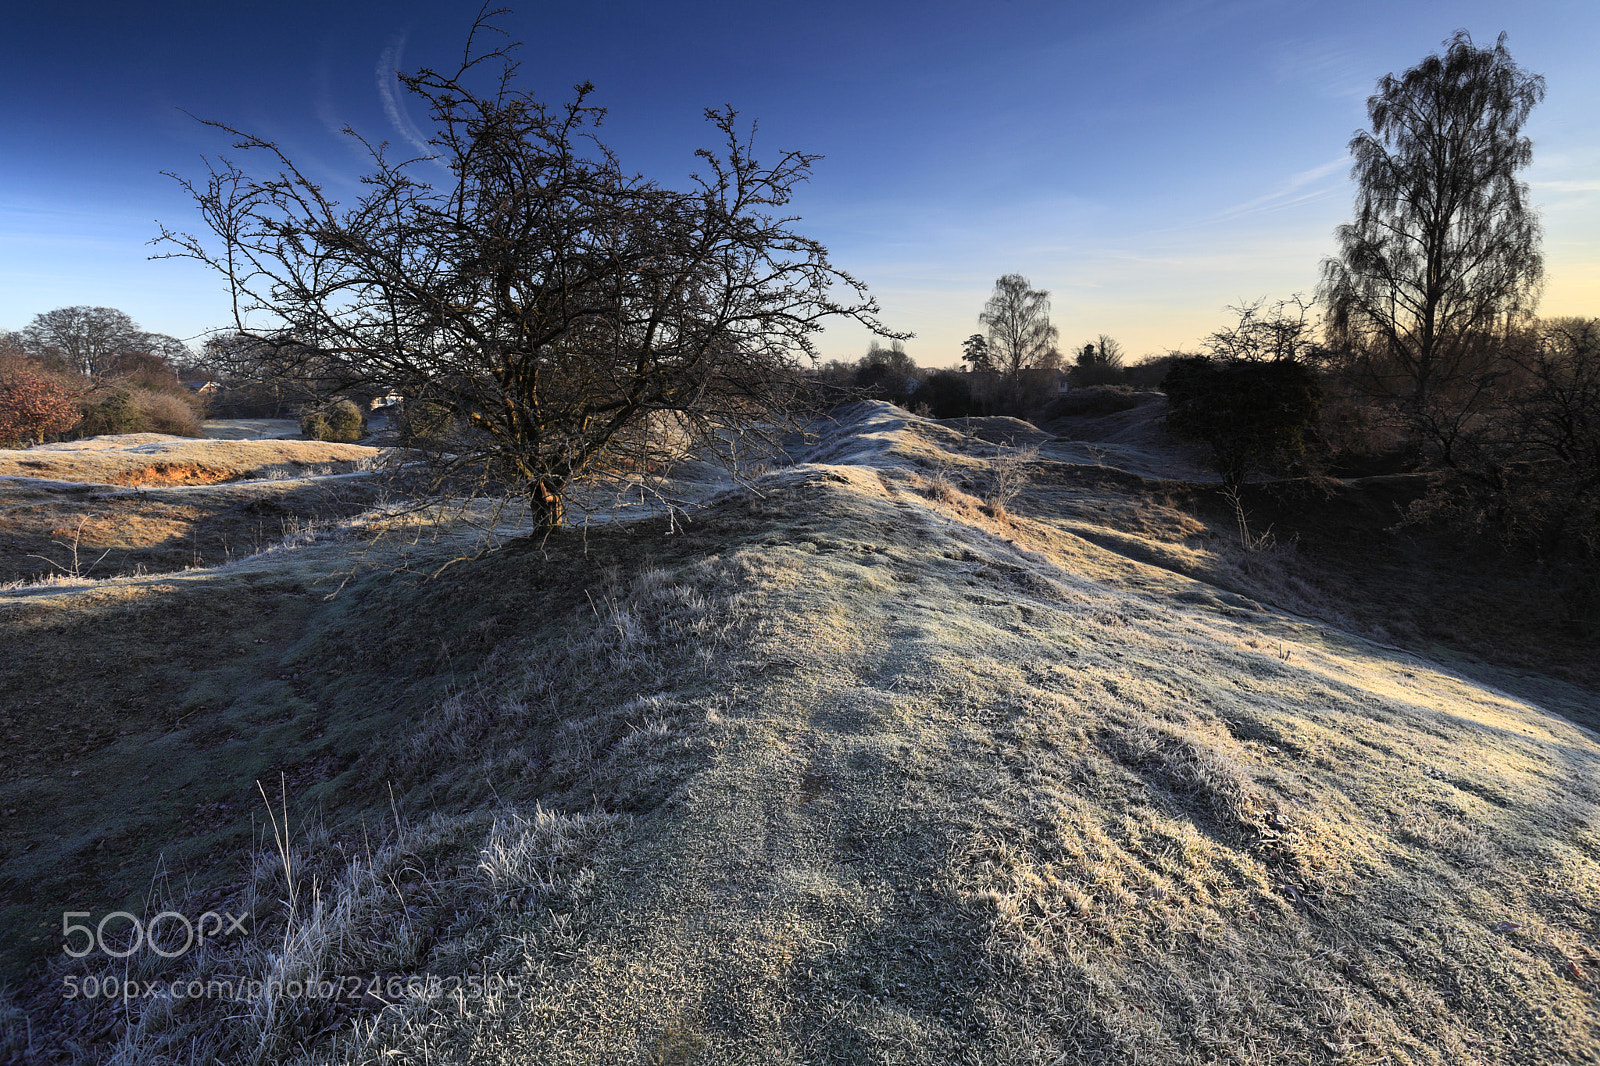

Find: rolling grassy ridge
<box><xmin>2</xmin><ymin>406</ymin><xmax>1597</xmax><ymax>1064</ymax></box>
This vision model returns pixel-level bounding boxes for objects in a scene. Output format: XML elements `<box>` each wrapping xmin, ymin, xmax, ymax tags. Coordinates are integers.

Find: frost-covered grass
<box><xmin>5</xmin><ymin>402</ymin><xmax>1597</xmax><ymax>1065</ymax></box>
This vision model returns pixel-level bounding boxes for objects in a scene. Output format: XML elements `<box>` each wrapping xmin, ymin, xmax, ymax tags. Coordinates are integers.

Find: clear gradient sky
<box><xmin>2</xmin><ymin>0</ymin><xmax>1595</xmax><ymax>367</ymax></box>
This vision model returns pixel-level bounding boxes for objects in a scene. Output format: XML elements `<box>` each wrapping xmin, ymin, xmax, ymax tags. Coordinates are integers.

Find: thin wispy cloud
<box><xmin>1213</xmin><ymin>158</ymin><xmax>1347</xmax><ymax>222</ymax></box>
<box><xmin>1270</xmin><ymin>40</ymin><xmax>1376</xmax><ymax>101</ymax></box>
<box><xmin>376</xmin><ymin>37</ymin><xmax>440</xmax><ymax>163</ymax></box>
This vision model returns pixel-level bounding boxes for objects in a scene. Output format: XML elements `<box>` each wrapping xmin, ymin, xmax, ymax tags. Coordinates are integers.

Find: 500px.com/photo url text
<box><xmin>62</xmin><ymin>973</ymin><xmax>529</xmax><ymax>1002</ymax></box>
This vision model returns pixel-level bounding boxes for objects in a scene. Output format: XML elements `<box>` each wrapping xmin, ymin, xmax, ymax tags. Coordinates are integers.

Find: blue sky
<box><xmin>2</xmin><ymin>0</ymin><xmax>1595</xmax><ymax>367</ymax></box>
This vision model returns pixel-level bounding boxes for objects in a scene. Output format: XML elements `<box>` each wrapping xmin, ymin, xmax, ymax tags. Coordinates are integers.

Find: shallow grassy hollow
<box><xmin>3</xmin><ymin>403</ymin><xmax>1598</xmax><ymax>1065</ymax></box>
<box><xmin>0</xmin><ymin>435</ymin><xmax>389</xmax><ymax>586</ymax></box>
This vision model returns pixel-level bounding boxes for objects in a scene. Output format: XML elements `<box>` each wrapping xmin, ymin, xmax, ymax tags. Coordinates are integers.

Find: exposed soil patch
<box><xmin>103</xmin><ymin>460</ymin><xmax>238</xmax><ymax>486</ymax></box>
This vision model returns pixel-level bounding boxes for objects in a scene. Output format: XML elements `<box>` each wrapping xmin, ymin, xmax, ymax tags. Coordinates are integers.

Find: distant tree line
<box><xmin>0</xmin><ymin>306</ymin><xmax>204</xmax><ymax>446</ymax></box>
<box><xmin>810</xmin><ymin>275</ymin><xmax>1175</xmax><ymax>418</ymax></box>
<box><xmin>0</xmin><ymin>309</ymin><xmax>404</xmax><ymax>448</ymax></box>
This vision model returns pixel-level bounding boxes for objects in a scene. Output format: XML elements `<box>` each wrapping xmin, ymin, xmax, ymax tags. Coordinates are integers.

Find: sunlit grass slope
<box><xmin>4</xmin><ymin>403</ymin><xmax>1597</xmax><ymax>1064</ymax></box>
<box><xmin>0</xmin><ymin>432</ymin><xmax>390</xmax><ymax>586</ymax></box>
<box><xmin>0</xmin><ymin>433</ymin><xmax>381</xmax><ymax>486</ymax></box>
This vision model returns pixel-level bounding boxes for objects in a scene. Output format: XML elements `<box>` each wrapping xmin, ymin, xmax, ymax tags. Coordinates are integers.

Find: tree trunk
<box><xmin>533</xmin><ymin>478</ymin><xmax>565</xmax><ymax>531</ymax></box>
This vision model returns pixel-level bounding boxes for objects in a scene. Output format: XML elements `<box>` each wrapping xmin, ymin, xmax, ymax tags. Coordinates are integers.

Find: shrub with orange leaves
<box><xmin>0</xmin><ymin>357</ymin><xmax>81</xmax><ymax>445</ymax></box>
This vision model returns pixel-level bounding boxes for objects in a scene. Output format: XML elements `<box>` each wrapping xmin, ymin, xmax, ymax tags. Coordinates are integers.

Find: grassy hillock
<box><xmin>2</xmin><ymin>404</ymin><xmax>1596</xmax><ymax>1064</ymax></box>
<box><xmin>0</xmin><ymin>434</ymin><xmax>388</xmax><ymax>587</ymax></box>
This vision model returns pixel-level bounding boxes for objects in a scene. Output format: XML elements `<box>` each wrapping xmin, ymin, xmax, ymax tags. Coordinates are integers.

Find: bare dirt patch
<box><xmin>101</xmin><ymin>460</ymin><xmax>238</xmax><ymax>486</ymax></box>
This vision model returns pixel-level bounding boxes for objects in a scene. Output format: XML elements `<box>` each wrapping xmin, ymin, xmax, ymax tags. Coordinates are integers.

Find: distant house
<box><xmin>369</xmin><ymin>392</ymin><xmax>405</xmax><ymax>410</ymax></box>
<box><xmin>182</xmin><ymin>380</ymin><xmax>221</xmax><ymax>395</ymax></box>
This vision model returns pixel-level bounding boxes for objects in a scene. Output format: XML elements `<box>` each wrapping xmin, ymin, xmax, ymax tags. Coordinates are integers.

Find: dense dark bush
<box><xmin>1161</xmin><ymin>357</ymin><xmax>1322</xmax><ymax>491</ymax></box>
<box><xmin>1046</xmin><ymin>385</ymin><xmax>1142</xmax><ymax>418</ymax></box>
<box><xmin>1121</xmin><ymin>354</ymin><xmax>1184</xmax><ymax>389</ymax></box>
<box><xmin>73</xmin><ymin>387</ymin><xmax>198</xmax><ymax>437</ymax></box>
<box><xmin>77</xmin><ymin>389</ymin><xmax>150</xmax><ymax>436</ymax></box>
<box><xmin>299</xmin><ymin>399</ymin><xmax>365</xmax><ymax>442</ymax></box>
<box><xmin>139</xmin><ymin>390</ymin><xmax>204</xmax><ymax>436</ymax></box>
<box><xmin>919</xmin><ymin>370</ymin><xmax>980</xmax><ymax>418</ymax></box>
<box><xmin>1068</xmin><ymin>360</ymin><xmax>1123</xmax><ymax>388</ymax></box>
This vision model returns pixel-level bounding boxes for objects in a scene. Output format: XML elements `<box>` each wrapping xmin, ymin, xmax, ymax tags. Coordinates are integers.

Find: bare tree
<box><xmin>1094</xmin><ymin>334</ymin><xmax>1123</xmax><ymax>368</ymax></box>
<box><xmin>1070</xmin><ymin>334</ymin><xmax>1124</xmax><ymax>386</ymax></box>
<box><xmin>979</xmin><ymin>274</ymin><xmax>1060</xmax><ymax>379</ymax></box>
<box><xmin>157</xmin><ymin>15</ymin><xmax>893</xmax><ymax>530</ymax></box>
<box><xmin>1204</xmin><ymin>295</ymin><xmax>1321</xmax><ymax>364</ymax></box>
<box><xmin>1319</xmin><ymin>31</ymin><xmax>1545</xmax><ymax>462</ymax></box>
<box><xmin>197</xmin><ymin>333</ymin><xmax>341</xmax><ymax>417</ymax></box>
<box><xmin>21</xmin><ymin>306</ymin><xmax>187</xmax><ymax>380</ymax></box>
